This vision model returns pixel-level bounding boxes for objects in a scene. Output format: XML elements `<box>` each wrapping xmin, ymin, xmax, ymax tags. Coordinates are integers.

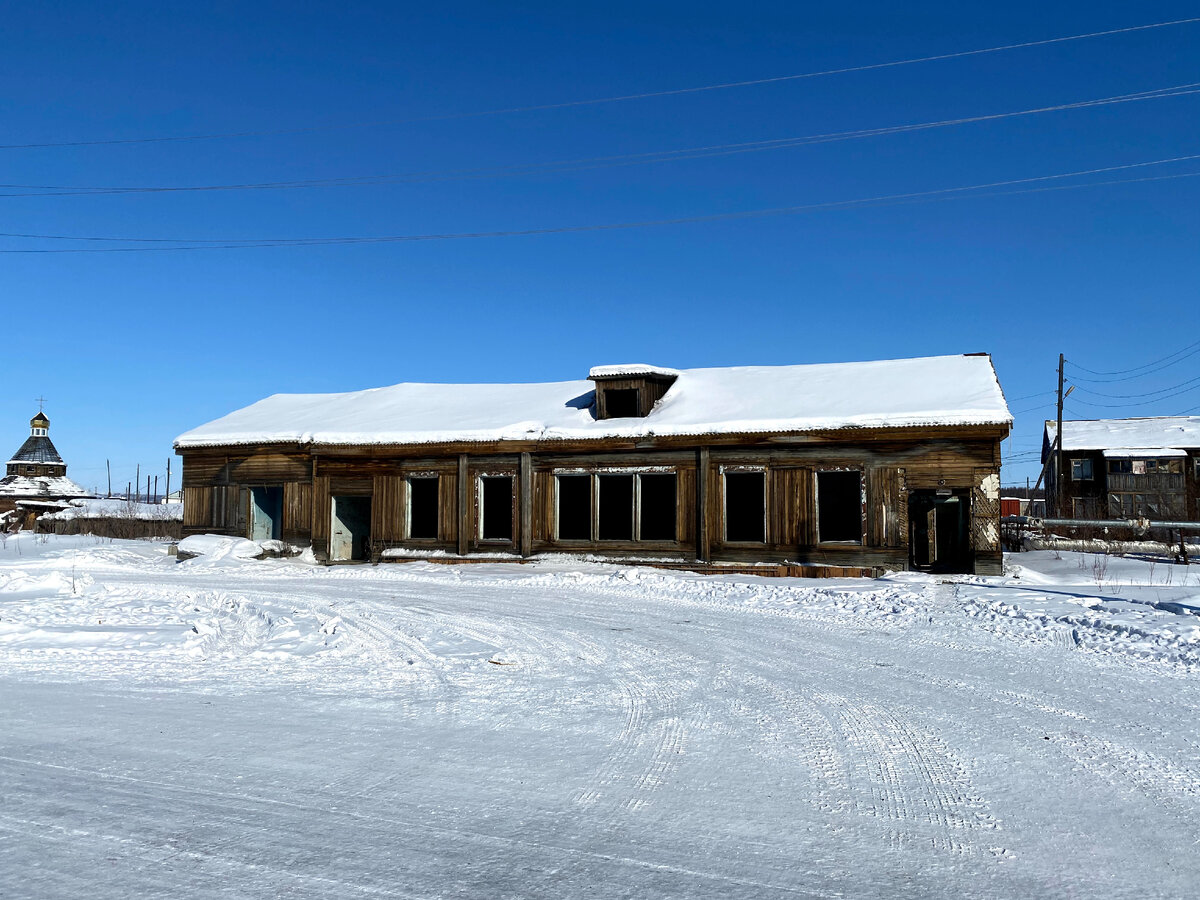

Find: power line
<box><xmin>1070</xmin><ymin>373</ymin><xmax>1200</xmax><ymax>400</ymax></box>
<box><xmin>2</xmin><ymin>16</ymin><xmax>1197</xmax><ymax>152</ymax></box>
<box><xmin>2</xmin><ymin>152</ymin><xmax>1197</xmax><ymax>253</ymax></box>
<box><xmin>4</xmin><ymin>82</ymin><xmax>1196</xmax><ymax>199</ymax></box>
<box><xmin>1066</xmin><ymin>337</ymin><xmax>1200</xmax><ymax>380</ymax></box>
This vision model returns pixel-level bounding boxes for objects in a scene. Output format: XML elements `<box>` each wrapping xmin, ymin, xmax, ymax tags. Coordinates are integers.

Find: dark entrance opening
<box><xmin>639</xmin><ymin>473</ymin><xmax>677</xmax><ymax>541</ymax></box>
<box><xmin>408</xmin><ymin>476</ymin><xmax>439</xmax><ymax>540</ymax></box>
<box><xmin>480</xmin><ymin>476</ymin><xmax>513</xmax><ymax>542</ymax></box>
<box><xmin>249</xmin><ymin>486</ymin><xmax>283</xmax><ymax>541</ymax></box>
<box><xmin>724</xmin><ymin>472</ymin><xmax>765</xmax><ymax>543</ymax></box>
<box><xmin>908</xmin><ymin>490</ymin><xmax>971</xmax><ymax>573</ymax></box>
<box><xmin>605</xmin><ymin>389</ymin><xmax>640</xmax><ymax>419</ymax></box>
<box><xmin>817</xmin><ymin>471</ymin><xmax>862</xmax><ymax>543</ymax></box>
<box><xmin>556</xmin><ymin>475</ymin><xmax>591</xmax><ymax>541</ymax></box>
<box><xmin>598</xmin><ymin>474</ymin><xmax>634</xmax><ymax>540</ymax></box>
<box><xmin>331</xmin><ymin>495</ymin><xmax>371</xmax><ymax>561</ymax></box>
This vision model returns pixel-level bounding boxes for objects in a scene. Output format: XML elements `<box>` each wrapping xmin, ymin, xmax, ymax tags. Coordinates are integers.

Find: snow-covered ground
<box><xmin>1</xmin><ymin>534</ymin><xmax>1198</xmax><ymax>899</ymax></box>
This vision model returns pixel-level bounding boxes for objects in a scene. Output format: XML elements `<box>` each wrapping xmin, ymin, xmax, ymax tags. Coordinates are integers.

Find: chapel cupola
<box><xmin>7</xmin><ymin>410</ymin><xmax>67</xmax><ymax>478</ymax></box>
<box><xmin>588</xmin><ymin>364</ymin><xmax>680</xmax><ymax>420</ymax></box>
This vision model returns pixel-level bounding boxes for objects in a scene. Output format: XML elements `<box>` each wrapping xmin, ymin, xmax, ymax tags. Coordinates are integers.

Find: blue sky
<box><xmin>3</xmin><ymin>1</ymin><xmax>1199</xmax><ymax>493</ymax></box>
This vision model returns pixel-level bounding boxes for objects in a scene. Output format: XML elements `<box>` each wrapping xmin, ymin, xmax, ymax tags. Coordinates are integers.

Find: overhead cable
<box><xmin>1</xmin><ymin>16</ymin><xmax>1197</xmax><ymax>152</ymax></box>
<box><xmin>1</xmin><ymin>152</ymin><xmax>1198</xmax><ymax>253</ymax></box>
<box><xmin>3</xmin><ymin>82</ymin><xmax>1196</xmax><ymax>198</ymax></box>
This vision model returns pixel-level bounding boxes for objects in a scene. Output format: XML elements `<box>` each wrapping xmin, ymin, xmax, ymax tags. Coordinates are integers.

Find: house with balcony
<box><xmin>1042</xmin><ymin>417</ymin><xmax>1200</xmax><ymax>521</ymax></box>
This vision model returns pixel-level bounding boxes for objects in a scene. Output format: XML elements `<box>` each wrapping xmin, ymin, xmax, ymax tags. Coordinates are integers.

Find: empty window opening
<box><xmin>556</xmin><ymin>475</ymin><xmax>592</xmax><ymax>541</ymax></box>
<box><xmin>605</xmin><ymin>388</ymin><xmax>640</xmax><ymax>418</ymax></box>
<box><xmin>408</xmin><ymin>476</ymin><xmax>439</xmax><ymax>540</ymax></box>
<box><xmin>1071</xmin><ymin>458</ymin><xmax>1094</xmax><ymax>481</ymax></box>
<box><xmin>724</xmin><ymin>472</ymin><xmax>765</xmax><ymax>543</ymax></box>
<box><xmin>480</xmin><ymin>476</ymin><xmax>513</xmax><ymax>541</ymax></box>
<box><xmin>598</xmin><ymin>474</ymin><xmax>635</xmax><ymax>540</ymax></box>
<box><xmin>638</xmin><ymin>474</ymin><xmax>677</xmax><ymax>541</ymax></box>
<box><xmin>817</xmin><ymin>471</ymin><xmax>862</xmax><ymax>543</ymax></box>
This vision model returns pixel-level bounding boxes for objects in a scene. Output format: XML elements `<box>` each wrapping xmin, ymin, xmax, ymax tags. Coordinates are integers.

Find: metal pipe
<box><xmin>1003</xmin><ymin>516</ymin><xmax>1200</xmax><ymax>531</ymax></box>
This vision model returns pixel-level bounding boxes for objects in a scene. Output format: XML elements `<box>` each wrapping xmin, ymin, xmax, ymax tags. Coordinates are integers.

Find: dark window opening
<box><xmin>556</xmin><ymin>475</ymin><xmax>592</xmax><ymax>540</ymax></box>
<box><xmin>598</xmin><ymin>474</ymin><xmax>634</xmax><ymax>540</ymax></box>
<box><xmin>724</xmin><ymin>472</ymin><xmax>765</xmax><ymax>543</ymax></box>
<box><xmin>605</xmin><ymin>388</ymin><xmax>640</xmax><ymax>419</ymax></box>
<box><xmin>1071</xmin><ymin>458</ymin><xmax>1093</xmax><ymax>481</ymax></box>
<box><xmin>817</xmin><ymin>471</ymin><xmax>862</xmax><ymax>543</ymax></box>
<box><xmin>480</xmin><ymin>477</ymin><xmax>513</xmax><ymax>541</ymax></box>
<box><xmin>638</xmin><ymin>474</ymin><xmax>677</xmax><ymax>541</ymax></box>
<box><xmin>408</xmin><ymin>476</ymin><xmax>439</xmax><ymax>539</ymax></box>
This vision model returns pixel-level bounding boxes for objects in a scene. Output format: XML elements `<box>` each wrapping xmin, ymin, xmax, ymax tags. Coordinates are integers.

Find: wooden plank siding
<box><xmin>177</xmin><ymin>428</ymin><xmax>1006</xmax><ymax>574</ymax></box>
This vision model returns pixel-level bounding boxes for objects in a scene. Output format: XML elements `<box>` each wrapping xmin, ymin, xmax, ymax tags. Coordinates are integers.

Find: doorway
<box><xmin>249</xmin><ymin>486</ymin><xmax>283</xmax><ymax>542</ymax></box>
<box><xmin>331</xmin><ymin>496</ymin><xmax>371</xmax><ymax>562</ymax></box>
<box><xmin>908</xmin><ymin>490</ymin><xmax>971</xmax><ymax>573</ymax></box>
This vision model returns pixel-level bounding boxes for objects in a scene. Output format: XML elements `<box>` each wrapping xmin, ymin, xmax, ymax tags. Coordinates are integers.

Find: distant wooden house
<box><xmin>174</xmin><ymin>354</ymin><xmax>1011</xmax><ymax>575</ymax></box>
<box><xmin>0</xmin><ymin>411</ymin><xmax>90</xmax><ymax>529</ymax></box>
<box><xmin>1043</xmin><ymin>417</ymin><xmax>1200</xmax><ymax>521</ymax></box>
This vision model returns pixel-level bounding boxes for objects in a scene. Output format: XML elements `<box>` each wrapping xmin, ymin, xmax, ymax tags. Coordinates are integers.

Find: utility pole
<box><xmin>165</xmin><ymin>458</ymin><xmax>171</xmax><ymax>503</ymax></box>
<box><xmin>135</xmin><ymin>464</ymin><xmax>140</xmax><ymax>503</ymax></box>
<box><xmin>106</xmin><ymin>460</ymin><xmax>111</xmax><ymax>498</ymax></box>
<box><xmin>1056</xmin><ymin>353</ymin><xmax>1065</xmax><ymax>518</ymax></box>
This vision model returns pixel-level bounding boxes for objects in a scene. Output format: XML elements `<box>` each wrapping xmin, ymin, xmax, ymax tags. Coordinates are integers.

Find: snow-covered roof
<box><xmin>1045</xmin><ymin>417</ymin><xmax>1200</xmax><ymax>454</ymax></box>
<box><xmin>175</xmin><ymin>354</ymin><xmax>1011</xmax><ymax>450</ymax></box>
<box><xmin>1101</xmin><ymin>448</ymin><xmax>1189</xmax><ymax>459</ymax></box>
<box><xmin>588</xmin><ymin>364</ymin><xmax>682</xmax><ymax>379</ymax></box>
<box><xmin>7</xmin><ymin>434</ymin><xmax>65</xmax><ymax>466</ymax></box>
<box><xmin>0</xmin><ymin>473</ymin><xmax>90</xmax><ymax>498</ymax></box>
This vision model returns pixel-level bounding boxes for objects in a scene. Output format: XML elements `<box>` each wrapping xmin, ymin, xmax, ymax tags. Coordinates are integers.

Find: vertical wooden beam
<box><xmin>519</xmin><ymin>452</ymin><xmax>533</xmax><ymax>558</ymax></box>
<box><xmin>457</xmin><ymin>454</ymin><xmax>469</xmax><ymax>556</ymax></box>
<box><xmin>697</xmin><ymin>447</ymin><xmax>710</xmax><ymax>562</ymax></box>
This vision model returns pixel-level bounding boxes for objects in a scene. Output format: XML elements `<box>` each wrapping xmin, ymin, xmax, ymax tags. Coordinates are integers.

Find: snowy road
<box><xmin>1</xmin><ymin>535</ymin><xmax>1199</xmax><ymax>898</ymax></box>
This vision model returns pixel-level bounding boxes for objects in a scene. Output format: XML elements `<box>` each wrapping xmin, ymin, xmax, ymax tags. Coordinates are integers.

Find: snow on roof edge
<box><xmin>176</xmin><ymin>355</ymin><xmax>1011</xmax><ymax>450</ymax></box>
<box><xmin>588</xmin><ymin>364</ymin><xmax>682</xmax><ymax>379</ymax></box>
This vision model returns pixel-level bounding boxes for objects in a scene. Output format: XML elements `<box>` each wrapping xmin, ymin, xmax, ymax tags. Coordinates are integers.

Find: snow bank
<box><xmin>177</xmin><ymin>534</ymin><xmax>264</xmax><ymax>561</ymax></box>
<box><xmin>40</xmin><ymin>499</ymin><xmax>183</xmax><ymax>521</ymax></box>
<box><xmin>175</xmin><ymin>354</ymin><xmax>1011</xmax><ymax>449</ymax></box>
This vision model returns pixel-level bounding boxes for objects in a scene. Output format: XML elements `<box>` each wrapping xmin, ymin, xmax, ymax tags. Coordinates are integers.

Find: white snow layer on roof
<box><xmin>1101</xmin><ymin>448</ymin><xmax>1189</xmax><ymax>459</ymax></box>
<box><xmin>175</xmin><ymin>355</ymin><xmax>1011</xmax><ymax>450</ymax></box>
<box><xmin>0</xmin><ymin>474</ymin><xmax>89</xmax><ymax>498</ymax></box>
<box><xmin>588</xmin><ymin>363</ymin><xmax>682</xmax><ymax>379</ymax></box>
<box><xmin>1046</xmin><ymin>417</ymin><xmax>1200</xmax><ymax>452</ymax></box>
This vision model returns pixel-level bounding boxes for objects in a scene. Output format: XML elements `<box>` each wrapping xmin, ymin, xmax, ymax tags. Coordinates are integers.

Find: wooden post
<box><xmin>519</xmin><ymin>452</ymin><xmax>532</xmax><ymax>558</ymax></box>
<box><xmin>457</xmin><ymin>454</ymin><xmax>468</xmax><ymax>556</ymax></box>
<box><xmin>106</xmin><ymin>459</ymin><xmax>111</xmax><ymax>498</ymax></box>
<box><xmin>165</xmin><ymin>458</ymin><xmax>171</xmax><ymax>503</ymax></box>
<box><xmin>697</xmin><ymin>447</ymin><xmax>710</xmax><ymax>562</ymax></box>
<box><xmin>1056</xmin><ymin>352</ymin><xmax>1064</xmax><ymax>518</ymax></box>
<box><xmin>135</xmin><ymin>464</ymin><xmax>140</xmax><ymax>502</ymax></box>
<box><xmin>153</xmin><ymin>476</ymin><xmax>158</xmax><ymax>504</ymax></box>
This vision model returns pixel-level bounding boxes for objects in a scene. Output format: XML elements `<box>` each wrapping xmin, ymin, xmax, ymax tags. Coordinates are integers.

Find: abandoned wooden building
<box><xmin>173</xmin><ymin>354</ymin><xmax>1012</xmax><ymax>575</ymax></box>
<box><xmin>1043</xmin><ymin>416</ymin><xmax>1200</xmax><ymax>521</ymax></box>
<box><xmin>0</xmin><ymin>411</ymin><xmax>90</xmax><ymax>529</ymax></box>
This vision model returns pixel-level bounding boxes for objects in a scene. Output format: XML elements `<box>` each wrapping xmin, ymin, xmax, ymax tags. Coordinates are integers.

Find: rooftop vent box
<box><xmin>588</xmin><ymin>364</ymin><xmax>680</xmax><ymax>420</ymax></box>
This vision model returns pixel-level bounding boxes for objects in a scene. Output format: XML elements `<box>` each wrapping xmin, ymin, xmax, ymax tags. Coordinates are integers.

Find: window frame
<box><xmin>720</xmin><ymin>466</ymin><xmax>767</xmax><ymax>545</ymax></box>
<box><xmin>553</xmin><ymin>468</ymin><xmax>679</xmax><ymax>544</ymax></box>
<box><xmin>815</xmin><ymin>468</ymin><xmax>865</xmax><ymax>545</ymax></box>
<box><xmin>1070</xmin><ymin>458</ymin><xmax>1094</xmax><ymax>481</ymax></box>
<box><xmin>476</xmin><ymin>473</ymin><xmax>515</xmax><ymax>544</ymax></box>
<box><xmin>405</xmin><ymin>473</ymin><xmax>440</xmax><ymax>541</ymax></box>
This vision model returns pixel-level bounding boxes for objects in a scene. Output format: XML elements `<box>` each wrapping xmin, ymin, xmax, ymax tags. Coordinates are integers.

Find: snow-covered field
<box><xmin>2</xmin><ymin>534</ymin><xmax>1199</xmax><ymax>898</ymax></box>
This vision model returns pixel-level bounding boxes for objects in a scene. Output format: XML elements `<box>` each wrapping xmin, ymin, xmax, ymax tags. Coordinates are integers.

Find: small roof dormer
<box><xmin>588</xmin><ymin>364</ymin><xmax>680</xmax><ymax>420</ymax></box>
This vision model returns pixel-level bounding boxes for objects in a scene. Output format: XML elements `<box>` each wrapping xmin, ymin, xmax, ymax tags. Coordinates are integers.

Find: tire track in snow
<box><xmin>811</xmin><ymin>692</ymin><xmax>1003</xmax><ymax>856</ymax></box>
